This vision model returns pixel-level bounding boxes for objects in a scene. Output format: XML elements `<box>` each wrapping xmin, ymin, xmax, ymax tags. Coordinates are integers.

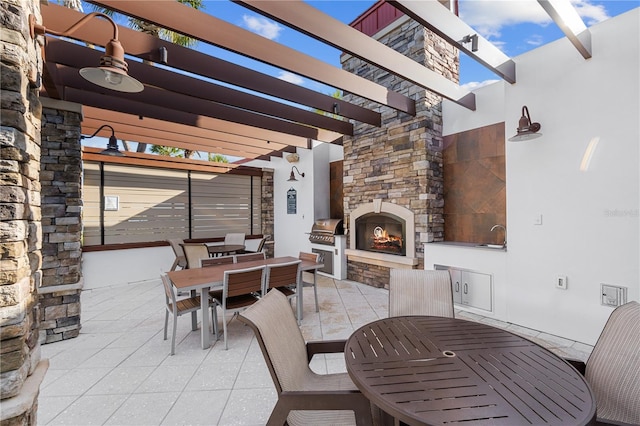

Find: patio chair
<box><xmin>238</xmin><ymin>290</ymin><xmax>375</xmax><ymax>426</ymax></box>
<box><xmin>161</xmin><ymin>274</ymin><xmax>215</xmax><ymax>355</ymax></box>
<box><xmin>181</xmin><ymin>243</ymin><xmax>210</xmax><ymax>269</ymax></box>
<box><xmin>388</xmin><ymin>269</ymin><xmax>454</xmax><ymax>318</ymax></box>
<box><xmin>244</xmin><ymin>236</ymin><xmax>267</xmax><ymax>253</ymax></box>
<box><xmin>235</xmin><ymin>252</ymin><xmax>266</xmax><ymax>263</ymax></box>
<box><xmin>299</xmin><ymin>252</ymin><xmax>320</xmax><ymax>313</ymax></box>
<box><xmin>211</xmin><ymin>264</ymin><xmax>265</xmax><ymax>349</ymax></box>
<box><xmin>264</xmin><ymin>259</ymin><xmax>301</xmax><ymax>302</ymax></box>
<box><xmin>564</xmin><ymin>301</ymin><xmax>639</xmax><ymax>425</ymax></box>
<box><xmin>201</xmin><ymin>255</ymin><xmax>235</xmax><ymax>267</ymax></box>
<box><xmin>224</xmin><ymin>232</ymin><xmax>246</xmax><ymax>245</ymax></box>
<box><xmin>167</xmin><ymin>238</ymin><xmax>187</xmax><ymax>271</ymax></box>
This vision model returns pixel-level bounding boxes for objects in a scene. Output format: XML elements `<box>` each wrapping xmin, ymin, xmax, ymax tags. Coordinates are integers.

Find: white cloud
<box><xmin>458</xmin><ymin>0</ymin><xmax>610</xmax><ymax>40</ymax></box>
<box><xmin>459</xmin><ymin>0</ymin><xmax>551</xmax><ymax>39</ymax></box>
<box><xmin>526</xmin><ymin>34</ymin><xmax>544</xmax><ymax>46</ymax></box>
<box><xmin>461</xmin><ymin>79</ymin><xmax>500</xmax><ymax>91</ymax></box>
<box><xmin>242</xmin><ymin>14</ymin><xmax>283</xmax><ymax>40</ymax></box>
<box><xmin>277</xmin><ymin>71</ymin><xmax>305</xmax><ymax>86</ymax></box>
<box><xmin>571</xmin><ymin>0</ymin><xmax>610</xmax><ymax>25</ymax></box>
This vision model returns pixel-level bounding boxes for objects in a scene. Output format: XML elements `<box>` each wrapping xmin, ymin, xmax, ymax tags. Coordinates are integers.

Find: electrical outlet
<box><xmin>556</xmin><ymin>275</ymin><xmax>568</xmax><ymax>290</ymax></box>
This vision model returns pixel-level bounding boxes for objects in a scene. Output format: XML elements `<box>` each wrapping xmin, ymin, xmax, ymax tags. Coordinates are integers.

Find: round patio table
<box><xmin>207</xmin><ymin>244</ymin><xmax>245</xmax><ymax>257</ymax></box>
<box><xmin>345</xmin><ymin>316</ymin><xmax>596</xmax><ymax>426</ymax></box>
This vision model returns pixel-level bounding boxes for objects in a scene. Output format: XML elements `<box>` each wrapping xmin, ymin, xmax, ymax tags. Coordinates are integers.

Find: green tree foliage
<box><xmin>208</xmin><ymin>154</ymin><xmax>229</xmax><ymax>163</ymax></box>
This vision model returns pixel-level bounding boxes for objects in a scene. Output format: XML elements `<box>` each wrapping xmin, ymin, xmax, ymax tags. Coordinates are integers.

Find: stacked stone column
<box><xmin>342</xmin><ymin>16</ymin><xmax>458</xmax><ymax>286</ymax></box>
<box><xmin>1</xmin><ymin>0</ymin><xmax>48</xmax><ymax>423</ymax></box>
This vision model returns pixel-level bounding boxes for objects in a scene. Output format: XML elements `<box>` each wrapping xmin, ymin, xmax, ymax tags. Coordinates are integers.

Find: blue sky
<box><xmin>76</xmin><ymin>0</ymin><xmax>638</xmax><ymax>150</ymax></box>
<box><xmin>186</xmin><ymin>0</ymin><xmax>638</xmax><ymax>90</ymax></box>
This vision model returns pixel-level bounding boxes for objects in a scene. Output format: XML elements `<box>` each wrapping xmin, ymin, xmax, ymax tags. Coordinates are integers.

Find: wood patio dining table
<box><xmin>344</xmin><ymin>316</ymin><xmax>596</xmax><ymax>426</ymax></box>
<box><xmin>166</xmin><ymin>256</ymin><xmax>323</xmax><ymax>349</ymax></box>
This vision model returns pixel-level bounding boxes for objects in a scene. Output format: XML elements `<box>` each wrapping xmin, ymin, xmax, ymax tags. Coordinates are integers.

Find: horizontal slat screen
<box><xmin>83</xmin><ymin>162</ymin><xmax>261</xmax><ymax>246</ymax></box>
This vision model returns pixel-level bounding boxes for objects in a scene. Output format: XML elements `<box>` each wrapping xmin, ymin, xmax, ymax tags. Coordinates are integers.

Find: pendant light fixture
<box><xmin>29</xmin><ymin>13</ymin><xmax>144</xmax><ymax>93</ymax></box>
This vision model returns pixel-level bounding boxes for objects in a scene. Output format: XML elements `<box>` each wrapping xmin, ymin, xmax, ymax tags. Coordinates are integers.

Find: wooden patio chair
<box><xmin>211</xmin><ymin>264</ymin><xmax>265</xmax><ymax>349</ymax></box>
<box><xmin>264</xmin><ymin>259</ymin><xmax>301</xmax><ymax>303</ymax></box>
<box><xmin>238</xmin><ymin>290</ymin><xmax>376</xmax><ymax>426</ymax></box>
<box><xmin>564</xmin><ymin>301</ymin><xmax>639</xmax><ymax>425</ymax></box>
<box><xmin>181</xmin><ymin>243</ymin><xmax>210</xmax><ymax>269</ymax></box>
<box><xmin>388</xmin><ymin>269</ymin><xmax>454</xmax><ymax>318</ymax></box>
<box><xmin>298</xmin><ymin>252</ymin><xmax>320</xmax><ymax>313</ymax></box>
<box><xmin>161</xmin><ymin>274</ymin><xmax>215</xmax><ymax>355</ymax></box>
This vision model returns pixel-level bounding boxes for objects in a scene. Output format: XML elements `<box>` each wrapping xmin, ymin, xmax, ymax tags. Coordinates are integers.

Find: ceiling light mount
<box><xmin>29</xmin><ymin>12</ymin><xmax>144</xmax><ymax>93</ymax></box>
<box><xmin>508</xmin><ymin>105</ymin><xmax>542</xmax><ymax>142</ymax></box>
<box><xmin>287</xmin><ymin>166</ymin><xmax>305</xmax><ymax>182</ymax></box>
<box><xmin>81</xmin><ymin>124</ymin><xmax>125</xmax><ymax>156</ymax></box>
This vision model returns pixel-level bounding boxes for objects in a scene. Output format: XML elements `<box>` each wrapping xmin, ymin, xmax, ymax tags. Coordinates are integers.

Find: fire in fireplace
<box><xmin>355</xmin><ymin>213</ymin><xmax>406</xmax><ymax>256</ymax></box>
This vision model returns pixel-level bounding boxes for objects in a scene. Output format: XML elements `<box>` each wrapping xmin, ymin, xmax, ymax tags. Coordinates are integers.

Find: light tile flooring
<box><xmin>38</xmin><ymin>273</ymin><xmax>593</xmax><ymax>425</ymax></box>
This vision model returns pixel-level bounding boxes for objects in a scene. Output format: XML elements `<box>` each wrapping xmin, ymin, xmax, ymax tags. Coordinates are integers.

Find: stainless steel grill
<box><xmin>308</xmin><ymin>218</ymin><xmax>343</xmax><ymax>245</ymax></box>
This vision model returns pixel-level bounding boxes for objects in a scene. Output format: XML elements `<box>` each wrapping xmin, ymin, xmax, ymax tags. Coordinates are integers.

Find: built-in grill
<box><xmin>308</xmin><ymin>218</ymin><xmax>344</xmax><ymax>245</ymax></box>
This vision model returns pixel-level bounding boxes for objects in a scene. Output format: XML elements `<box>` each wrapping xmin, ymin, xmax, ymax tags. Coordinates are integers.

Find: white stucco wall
<box><xmin>82</xmin><ymin>246</ymin><xmax>174</xmax><ymax>289</ymax></box>
<box><xmin>442</xmin><ymin>9</ymin><xmax>639</xmax><ymax>345</ymax></box>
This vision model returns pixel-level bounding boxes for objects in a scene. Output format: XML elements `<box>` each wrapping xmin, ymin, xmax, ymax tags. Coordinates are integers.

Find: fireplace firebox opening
<box><xmin>355</xmin><ymin>212</ymin><xmax>406</xmax><ymax>256</ymax></box>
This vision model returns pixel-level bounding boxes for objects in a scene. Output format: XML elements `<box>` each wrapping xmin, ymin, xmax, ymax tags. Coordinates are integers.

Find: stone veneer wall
<box><xmin>341</xmin><ymin>15</ymin><xmax>458</xmax><ymax>288</ymax></box>
<box><xmin>38</xmin><ymin>98</ymin><xmax>83</xmax><ymax>344</ymax></box>
<box><xmin>261</xmin><ymin>169</ymin><xmax>275</xmax><ymax>258</ymax></box>
<box><xmin>0</xmin><ymin>0</ymin><xmax>49</xmax><ymax>423</ymax></box>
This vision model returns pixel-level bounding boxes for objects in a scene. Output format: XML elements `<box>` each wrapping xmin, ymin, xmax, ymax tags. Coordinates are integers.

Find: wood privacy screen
<box><xmin>83</xmin><ymin>162</ymin><xmax>261</xmax><ymax>246</ymax></box>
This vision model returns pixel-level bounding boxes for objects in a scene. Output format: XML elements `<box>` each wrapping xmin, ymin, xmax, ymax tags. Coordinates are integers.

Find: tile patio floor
<box><xmin>38</xmin><ymin>273</ymin><xmax>594</xmax><ymax>425</ymax></box>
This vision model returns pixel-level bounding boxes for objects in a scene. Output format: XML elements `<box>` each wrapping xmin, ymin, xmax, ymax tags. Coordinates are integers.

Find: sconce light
<box><xmin>459</xmin><ymin>34</ymin><xmax>479</xmax><ymax>52</ymax></box>
<box><xmin>81</xmin><ymin>124</ymin><xmax>124</xmax><ymax>156</ymax></box>
<box><xmin>287</xmin><ymin>166</ymin><xmax>305</xmax><ymax>182</ymax></box>
<box><xmin>508</xmin><ymin>105</ymin><xmax>542</xmax><ymax>141</ymax></box>
<box><xmin>29</xmin><ymin>13</ymin><xmax>144</xmax><ymax>93</ymax></box>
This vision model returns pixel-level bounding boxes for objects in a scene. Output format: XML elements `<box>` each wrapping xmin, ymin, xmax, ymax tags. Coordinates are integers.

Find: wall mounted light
<box><xmin>287</xmin><ymin>166</ymin><xmax>305</xmax><ymax>181</ymax></box>
<box><xmin>81</xmin><ymin>124</ymin><xmax>124</xmax><ymax>156</ymax></box>
<box><xmin>508</xmin><ymin>105</ymin><xmax>542</xmax><ymax>141</ymax></box>
<box><xmin>459</xmin><ymin>34</ymin><xmax>479</xmax><ymax>52</ymax></box>
<box><xmin>29</xmin><ymin>13</ymin><xmax>144</xmax><ymax>93</ymax></box>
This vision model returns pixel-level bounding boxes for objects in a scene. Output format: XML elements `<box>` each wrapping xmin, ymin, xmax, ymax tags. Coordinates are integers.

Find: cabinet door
<box><xmin>449</xmin><ymin>268</ymin><xmax>462</xmax><ymax>304</ymax></box>
<box><xmin>462</xmin><ymin>271</ymin><xmax>492</xmax><ymax>312</ymax></box>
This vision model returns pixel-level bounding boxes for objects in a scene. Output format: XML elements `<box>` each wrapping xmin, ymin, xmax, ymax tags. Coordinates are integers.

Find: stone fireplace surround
<box><xmin>346</xmin><ymin>200</ymin><xmax>418</xmax><ymax>269</ymax></box>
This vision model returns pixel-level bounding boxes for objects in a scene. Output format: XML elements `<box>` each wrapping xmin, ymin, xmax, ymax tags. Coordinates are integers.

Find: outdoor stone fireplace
<box><xmin>341</xmin><ymin>5</ymin><xmax>455</xmax><ymax>288</ymax></box>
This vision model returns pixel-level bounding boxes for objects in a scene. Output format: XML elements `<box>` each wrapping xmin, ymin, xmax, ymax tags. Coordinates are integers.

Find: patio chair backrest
<box><xmin>239</xmin><ymin>289</ymin><xmax>311</xmax><ymax>392</ymax></box>
<box><xmin>264</xmin><ymin>260</ymin><xmax>301</xmax><ymax>293</ymax></box>
<box><xmin>201</xmin><ymin>255</ymin><xmax>234</xmax><ymax>267</ymax></box>
<box><xmin>181</xmin><ymin>243</ymin><xmax>209</xmax><ymax>268</ymax></box>
<box><xmin>224</xmin><ymin>232</ymin><xmax>246</xmax><ymax>245</ymax></box>
<box><xmin>235</xmin><ymin>252</ymin><xmax>266</xmax><ymax>263</ymax></box>
<box><xmin>223</xmin><ymin>265</ymin><xmax>265</xmax><ymax>299</ymax></box>
<box><xmin>298</xmin><ymin>251</ymin><xmax>319</xmax><ymax>263</ymax></box>
<box><xmin>389</xmin><ymin>269</ymin><xmax>454</xmax><ymax>318</ymax></box>
<box><xmin>585</xmin><ymin>301</ymin><xmax>640</xmax><ymax>425</ymax></box>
